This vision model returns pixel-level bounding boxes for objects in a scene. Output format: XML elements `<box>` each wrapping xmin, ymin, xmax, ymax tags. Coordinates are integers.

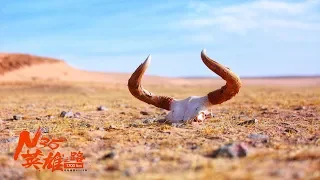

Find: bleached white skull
<box><xmin>128</xmin><ymin>49</ymin><xmax>242</xmax><ymax>123</ymax></box>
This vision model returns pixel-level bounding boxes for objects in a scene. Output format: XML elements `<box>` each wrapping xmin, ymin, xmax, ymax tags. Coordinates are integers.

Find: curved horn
<box><xmin>201</xmin><ymin>49</ymin><xmax>242</xmax><ymax>105</ymax></box>
<box><xmin>128</xmin><ymin>55</ymin><xmax>174</xmax><ymax>110</ymax></box>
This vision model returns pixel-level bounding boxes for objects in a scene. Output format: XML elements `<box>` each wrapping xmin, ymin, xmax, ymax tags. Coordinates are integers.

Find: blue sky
<box><xmin>1</xmin><ymin>0</ymin><xmax>319</xmax><ymax>77</ymax></box>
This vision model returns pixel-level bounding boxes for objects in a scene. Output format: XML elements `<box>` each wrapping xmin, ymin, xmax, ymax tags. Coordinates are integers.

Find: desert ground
<box><xmin>0</xmin><ymin>54</ymin><xmax>319</xmax><ymax>180</ymax></box>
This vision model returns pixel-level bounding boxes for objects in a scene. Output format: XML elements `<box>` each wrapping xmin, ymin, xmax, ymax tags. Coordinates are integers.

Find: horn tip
<box><xmin>144</xmin><ymin>54</ymin><xmax>151</xmax><ymax>65</ymax></box>
<box><xmin>201</xmin><ymin>49</ymin><xmax>207</xmax><ymax>54</ymax></box>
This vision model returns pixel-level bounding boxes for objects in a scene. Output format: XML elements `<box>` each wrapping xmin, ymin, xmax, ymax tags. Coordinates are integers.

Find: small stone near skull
<box><xmin>143</xmin><ymin>118</ymin><xmax>156</xmax><ymax>124</ymax></box>
<box><xmin>13</xmin><ymin>115</ymin><xmax>23</xmax><ymax>120</ymax></box>
<box><xmin>140</xmin><ymin>111</ymin><xmax>150</xmax><ymax>115</ymax></box>
<box><xmin>97</xmin><ymin>106</ymin><xmax>108</xmax><ymax>111</ymax></box>
<box><xmin>209</xmin><ymin>142</ymin><xmax>248</xmax><ymax>158</ymax></box>
<box><xmin>60</xmin><ymin>111</ymin><xmax>74</xmax><ymax>118</ymax></box>
<box><xmin>74</xmin><ymin>112</ymin><xmax>81</xmax><ymax>118</ymax></box>
<box><xmin>248</xmin><ymin>133</ymin><xmax>269</xmax><ymax>143</ymax></box>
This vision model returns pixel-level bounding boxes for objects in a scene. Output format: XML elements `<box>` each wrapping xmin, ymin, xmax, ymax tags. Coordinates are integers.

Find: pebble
<box><xmin>80</xmin><ymin>121</ymin><xmax>91</xmax><ymax>128</ymax></box>
<box><xmin>108</xmin><ymin>125</ymin><xmax>116</xmax><ymax>129</ymax></box>
<box><xmin>143</xmin><ymin>118</ymin><xmax>156</xmax><ymax>124</ymax></box>
<box><xmin>105</xmin><ymin>164</ymin><xmax>119</xmax><ymax>171</ymax></box>
<box><xmin>0</xmin><ymin>137</ymin><xmax>18</xmax><ymax>143</ymax></box>
<box><xmin>45</xmin><ymin>114</ymin><xmax>55</xmax><ymax>119</ymax></box>
<box><xmin>294</xmin><ymin>106</ymin><xmax>306</xmax><ymax>111</ymax></box>
<box><xmin>209</xmin><ymin>142</ymin><xmax>248</xmax><ymax>158</ymax></box>
<box><xmin>248</xmin><ymin>133</ymin><xmax>270</xmax><ymax>143</ymax></box>
<box><xmin>97</xmin><ymin>106</ymin><xmax>108</xmax><ymax>111</ymax></box>
<box><xmin>129</xmin><ymin>123</ymin><xmax>139</xmax><ymax>128</ymax></box>
<box><xmin>40</xmin><ymin>127</ymin><xmax>49</xmax><ymax>133</ymax></box>
<box><xmin>60</xmin><ymin>111</ymin><xmax>74</xmax><ymax>118</ymax></box>
<box><xmin>13</xmin><ymin>114</ymin><xmax>23</xmax><ymax>120</ymax></box>
<box><xmin>74</xmin><ymin>112</ymin><xmax>81</xmax><ymax>118</ymax></box>
<box><xmin>140</xmin><ymin>111</ymin><xmax>150</xmax><ymax>115</ymax></box>
<box><xmin>96</xmin><ymin>127</ymin><xmax>104</xmax><ymax>131</ymax></box>
<box><xmin>285</xmin><ymin>127</ymin><xmax>299</xmax><ymax>134</ymax></box>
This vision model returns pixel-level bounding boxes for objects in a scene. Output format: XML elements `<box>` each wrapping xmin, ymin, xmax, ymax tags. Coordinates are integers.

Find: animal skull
<box><xmin>128</xmin><ymin>49</ymin><xmax>242</xmax><ymax>123</ymax></box>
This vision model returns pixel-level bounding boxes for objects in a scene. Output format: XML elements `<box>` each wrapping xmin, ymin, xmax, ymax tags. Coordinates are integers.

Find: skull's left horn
<box><xmin>201</xmin><ymin>49</ymin><xmax>242</xmax><ymax>105</ymax></box>
<box><xmin>128</xmin><ymin>55</ymin><xmax>174</xmax><ymax>110</ymax></box>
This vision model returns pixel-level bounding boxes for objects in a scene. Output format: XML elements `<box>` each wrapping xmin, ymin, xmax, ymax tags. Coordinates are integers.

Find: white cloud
<box><xmin>178</xmin><ymin>0</ymin><xmax>320</xmax><ymax>36</ymax></box>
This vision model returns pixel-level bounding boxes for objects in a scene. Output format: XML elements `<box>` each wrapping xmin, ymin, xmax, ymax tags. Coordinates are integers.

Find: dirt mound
<box><xmin>0</xmin><ymin>53</ymin><xmax>62</xmax><ymax>75</ymax></box>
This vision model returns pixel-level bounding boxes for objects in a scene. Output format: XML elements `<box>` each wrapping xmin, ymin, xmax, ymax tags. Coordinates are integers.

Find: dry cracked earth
<box><xmin>0</xmin><ymin>81</ymin><xmax>319</xmax><ymax>180</ymax></box>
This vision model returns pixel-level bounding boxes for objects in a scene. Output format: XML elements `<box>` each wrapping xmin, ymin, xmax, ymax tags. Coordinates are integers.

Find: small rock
<box><xmin>120</xmin><ymin>112</ymin><xmax>126</xmax><ymax>115</ymax></box>
<box><xmin>45</xmin><ymin>114</ymin><xmax>55</xmax><ymax>119</ymax></box>
<box><xmin>109</xmin><ymin>125</ymin><xmax>116</xmax><ymax>129</ymax></box>
<box><xmin>248</xmin><ymin>133</ymin><xmax>269</xmax><ymax>143</ymax></box>
<box><xmin>294</xmin><ymin>106</ymin><xmax>305</xmax><ymax>111</ymax></box>
<box><xmin>190</xmin><ymin>144</ymin><xmax>199</xmax><ymax>150</ymax></box>
<box><xmin>260</xmin><ymin>106</ymin><xmax>268</xmax><ymax>111</ymax></box>
<box><xmin>102</xmin><ymin>125</ymin><xmax>116</xmax><ymax>131</ymax></box>
<box><xmin>285</xmin><ymin>127</ymin><xmax>299</xmax><ymax>134</ymax></box>
<box><xmin>0</xmin><ymin>137</ymin><xmax>18</xmax><ymax>143</ymax></box>
<box><xmin>209</xmin><ymin>142</ymin><xmax>248</xmax><ymax>158</ymax></box>
<box><xmin>129</xmin><ymin>123</ymin><xmax>139</xmax><ymax>128</ymax></box>
<box><xmin>105</xmin><ymin>164</ymin><xmax>119</xmax><ymax>171</ymax></box>
<box><xmin>60</xmin><ymin>111</ymin><xmax>74</xmax><ymax>118</ymax></box>
<box><xmin>171</xmin><ymin>123</ymin><xmax>185</xmax><ymax>128</ymax></box>
<box><xmin>123</xmin><ymin>169</ymin><xmax>133</xmax><ymax>177</ymax></box>
<box><xmin>238</xmin><ymin>118</ymin><xmax>258</xmax><ymax>126</ymax></box>
<box><xmin>13</xmin><ymin>115</ymin><xmax>23</xmax><ymax>120</ymax></box>
<box><xmin>80</xmin><ymin>121</ymin><xmax>91</xmax><ymax>128</ymax></box>
<box><xmin>140</xmin><ymin>111</ymin><xmax>150</xmax><ymax>115</ymax></box>
<box><xmin>143</xmin><ymin>118</ymin><xmax>156</xmax><ymax>124</ymax></box>
<box><xmin>96</xmin><ymin>127</ymin><xmax>104</xmax><ymax>131</ymax></box>
<box><xmin>97</xmin><ymin>106</ymin><xmax>108</xmax><ymax>111</ymax></box>
<box><xmin>74</xmin><ymin>112</ymin><xmax>81</xmax><ymax>118</ymax></box>
<box><xmin>40</xmin><ymin>127</ymin><xmax>49</xmax><ymax>133</ymax></box>
<box><xmin>205</xmin><ymin>111</ymin><xmax>215</xmax><ymax>118</ymax></box>
<box><xmin>99</xmin><ymin>152</ymin><xmax>116</xmax><ymax>160</ymax></box>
